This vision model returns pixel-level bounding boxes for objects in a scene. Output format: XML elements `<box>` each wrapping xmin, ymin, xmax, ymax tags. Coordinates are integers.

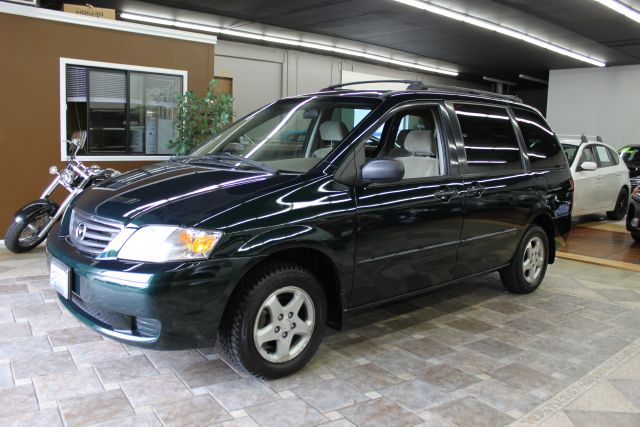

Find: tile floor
<box><xmin>0</xmin><ymin>245</ymin><xmax>639</xmax><ymax>426</ymax></box>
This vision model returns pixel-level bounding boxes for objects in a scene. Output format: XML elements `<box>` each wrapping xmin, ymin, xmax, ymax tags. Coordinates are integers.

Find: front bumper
<box><xmin>46</xmin><ymin>224</ymin><xmax>258</xmax><ymax>349</ymax></box>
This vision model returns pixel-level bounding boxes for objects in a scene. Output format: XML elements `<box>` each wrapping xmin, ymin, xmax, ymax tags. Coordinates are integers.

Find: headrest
<box><xmin>396</xmin><ymin>129</ymin><xmax>411</xmax><ymax>147</ymax></box>
<box><xmin>404</xmin><ymin>130</ymin><xmax>435</xmax><ymax>155</ymax></box>
<box><xmin>320</xmin><ymin>121</ymin><xmax>347</xmax><ymax>142</ymax></box>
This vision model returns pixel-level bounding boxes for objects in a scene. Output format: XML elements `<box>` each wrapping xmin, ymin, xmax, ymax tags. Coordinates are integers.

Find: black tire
<box><xmin>632</xmin><ymin>231</ymin><xmax>640</xmax><ymax>244</ymax></box>
<box><xmin>607</xmin><ymin>187</ymin><xmax>629</xmax><ymax>220</ymax></box>
<box><xmin>500</xmin><ymin>225</ymin><xmax>549</xmax><ymax>294</ymax></box>
<box><xmin>219</xmin><ymin>262</ymin><xmax>326</xmax><ymax>379</ymax></box>
<box><xmin>3</xmin><ymin>211</ymin><xmax>50</xmax><ymax>253</ymax></box>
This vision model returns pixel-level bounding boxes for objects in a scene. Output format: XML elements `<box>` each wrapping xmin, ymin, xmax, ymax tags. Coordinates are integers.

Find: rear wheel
<box><xmin>500</xmin><ymin>225</ymin><xmax>549</xmax><ymax>294</ymax></box>
<box><xmin>219</xmin><ymin>262</ymin><xmax>326</xmax><ymax>378</ymax></box>
<box><xmin>607</xmin><ymin>187</ymin><xmax>629</xmax><ymax>220</ymax></box>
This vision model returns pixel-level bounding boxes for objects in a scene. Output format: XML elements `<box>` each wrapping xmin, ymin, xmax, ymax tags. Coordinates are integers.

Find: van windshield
<box><xmin>187</xmin><ymin>97</ymin><xmax>380</xmax><ymax>173</ymax></box>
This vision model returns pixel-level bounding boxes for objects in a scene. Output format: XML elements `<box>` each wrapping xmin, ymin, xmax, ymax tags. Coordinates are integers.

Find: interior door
<box><xmin>350</xmin><ymin>103</ymin><xmax>464</xmax><ymax>307</ymax></box>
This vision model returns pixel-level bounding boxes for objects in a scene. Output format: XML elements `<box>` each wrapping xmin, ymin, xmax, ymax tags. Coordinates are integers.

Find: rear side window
<box><xmin>595</xmin><ymin>145</ymin><xmax>616</xmax><ymax>167</ymax></box>
<box><xmin>514</xmin><ymin>109</ymin><xmax>564</xmax><ymax>170</ymax></box>
<box><xmin>454</xmin><ymin>103</ymin><xmax>523</xmax><ymax>173</ymax></box>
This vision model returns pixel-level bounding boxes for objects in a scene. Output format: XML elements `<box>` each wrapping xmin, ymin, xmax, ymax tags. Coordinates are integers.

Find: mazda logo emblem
<box><xmin>75</xmin><ymin>223</ymin><xmax>87</xmax><ymax>241</ymax></box>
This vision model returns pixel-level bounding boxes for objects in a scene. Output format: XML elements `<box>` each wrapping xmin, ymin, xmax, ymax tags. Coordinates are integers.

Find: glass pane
<box><xmin>454</xmin><ymin>104</ymin><xmax>522</xmax><ymax>172</ymax></box>
<box><xmin>131</xmin><ymin>73</ymin><xmax>182</xmax><ymax>155</ymax></box>
<box><xmin>595</xmin><ymin>145</ymin><xmax>613</xmax><ymax>167</ymax></box>
<box><xmin>562</xmin><ymin>144</ymin><xmax>579</xmax><ymax>166</ymax></box>
<box><xmin>88</xmin><ymin>69</ymin><xmax>126</xmax><ymax>153</ymax></box>
<box><xmin>514</xmin><ymin>109</ymin><xmax>564</xmax><ymax>170</ymax></box>
<box><xmin>190</xmin><ymin>98</ymin><xmax>380</xmax><ymax>172</ymax></box>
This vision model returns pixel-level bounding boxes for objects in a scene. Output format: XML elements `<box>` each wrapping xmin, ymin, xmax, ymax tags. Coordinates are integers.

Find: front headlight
<box><xmin>60</xmin><ymin>169</ymin><xmax>75</xmax><ymax>185</ymax></box>
<box><xmin>632</xmin><ymin>185</ymin><xmax>640</xmax><ymax>199</ymax></box>
<box><xmin>117</xmin><ymin>226</ymin><xmax>223</xmax><ymax>262</ymax></box>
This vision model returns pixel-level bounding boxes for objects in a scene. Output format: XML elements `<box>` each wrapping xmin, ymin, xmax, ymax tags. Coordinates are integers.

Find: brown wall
<box><xmin>0</xmin><ymin>12</ymin><xmax>215</xmax><ymax>234</ymax></box>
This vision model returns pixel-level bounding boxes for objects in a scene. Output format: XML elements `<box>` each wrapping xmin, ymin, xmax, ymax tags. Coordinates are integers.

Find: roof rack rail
<box><xmin>321</xmin><ymin>79</ymin><xmax>422</xmax><ymax>91</ymax></box>
<box><xmin>406</xmin><ymin>82</ymin><xmax>523</xmax><ymax>103</ymax></box>
<box><xmin>320</xmin><ymin>80</ymin><xmax>523</xmax><ymax>103</ymax></box>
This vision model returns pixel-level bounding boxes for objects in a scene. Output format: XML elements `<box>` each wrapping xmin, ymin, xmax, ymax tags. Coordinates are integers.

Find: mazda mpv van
<box><xmin>47</xmin><ymin>81</ymin><xmax>572</xmax><ymax>378</ymax></box>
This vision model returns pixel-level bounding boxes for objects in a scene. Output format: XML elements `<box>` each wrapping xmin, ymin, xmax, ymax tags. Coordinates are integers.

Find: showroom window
<box><xmin>62</xmin><ymin>59</ymin><xmax>187</xmax><ymax>160</ymax></box>
<box><xmin>513</xmin><ymin>108</ymin><xmax>565</xmax><ymax>170</ymax></box>
<box><xmin>453</xmin><ymin>103</ymin><xmax>523</xmax><ymax>173</ymax></box>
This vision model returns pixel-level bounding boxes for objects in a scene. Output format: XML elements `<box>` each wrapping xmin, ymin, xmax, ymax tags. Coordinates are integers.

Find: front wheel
<box><xmin>219</xmin><ymin>262</ymin><xmax>326</xmax><ymax>379</ymax></box>
<box><xmin>607</xmin><ymin>187</ymin><xmax>629</xmax><ymax>220</ymax></box>
<box><xmin>4</xmin><ymin>208</ymin><xmax>52</xmax><ymax>253</ymax></box>
<box><xmin>632</xmin><ymin>231</ymin><xmax>640</xmax><ymax>244</ymax></box>
<box><xmin>500</xmin><ymin>225</ymin><xmax>549</xmax><ymax>294</ymax></box>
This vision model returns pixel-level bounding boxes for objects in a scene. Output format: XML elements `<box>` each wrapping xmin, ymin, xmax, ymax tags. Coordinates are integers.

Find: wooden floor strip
<box><xmin>576</xmin><ymin>221</ymin><xmax>628</xmax><ymax>234</ymax></box>
<box><xmin>556</xmin><ymin>251</ymin><xmax>640</xmax><ymax>273</ymax></box>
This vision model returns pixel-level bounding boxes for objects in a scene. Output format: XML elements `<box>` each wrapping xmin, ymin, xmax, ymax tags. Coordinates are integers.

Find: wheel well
<box><xmin>532</xmin><ymin>214</ymin><xmax>556</xmax><ymax>264</ymax></box>
<box><xmin>231</xmin><ymin>248</ymin><xmax>343</xmax><ymax>329</ymax></box>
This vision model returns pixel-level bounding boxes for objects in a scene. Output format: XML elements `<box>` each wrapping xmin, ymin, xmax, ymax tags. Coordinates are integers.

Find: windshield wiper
<box><xmin>195</xmin><ymin>152</ymin><xmax>276</xmax><ymax>174</ymax></box>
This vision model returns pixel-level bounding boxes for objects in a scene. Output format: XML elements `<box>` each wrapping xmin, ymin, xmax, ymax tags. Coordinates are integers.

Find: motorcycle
<box><xmin>3</xmin><ymin>137</ymin><xmax>120</xmax><ymax>253</ymax></box>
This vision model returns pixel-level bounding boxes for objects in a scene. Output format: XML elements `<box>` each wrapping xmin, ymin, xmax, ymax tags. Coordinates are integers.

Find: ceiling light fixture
<box><xmin>519</xmin><ymin>74</ymin><xmax>548</xmax><ymax>85</ymax></box>
<box><xmin>592</xmin><ymin>0</ymin><xmax>640</xmax><ymax>23</ymax></box>
<box><xmin>392</xmin><ymin>0</ymin><xmax>606</xmax><ymax>67</ymax></box>
<box><xmin>120</xmin><ymin>12</ymin><xmax>459</xmax><ymax>76</ymax></box>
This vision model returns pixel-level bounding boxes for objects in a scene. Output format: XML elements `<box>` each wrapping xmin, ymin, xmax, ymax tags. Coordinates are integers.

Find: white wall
<box><xmin>547</xmin><ymin>65</ymin><xmax>640</xmax><ymax>150</ymax></box>
<box><xmin>214</xmin><ymin>40</ymin><xmax>486</xmax><ymax>118</ymax></box>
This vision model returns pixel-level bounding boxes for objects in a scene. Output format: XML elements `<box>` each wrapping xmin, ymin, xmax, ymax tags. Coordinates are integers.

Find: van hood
<box><xmin>73</xmin><ymin>161</ymin><xmax>298</xmax><ymax>227</ymax></box>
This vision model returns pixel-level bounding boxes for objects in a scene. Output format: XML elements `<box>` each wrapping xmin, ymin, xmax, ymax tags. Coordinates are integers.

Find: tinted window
<box><xmin>621</xmin><ymin>146</ymin><xmax>640</xmax><ymax>163</ymax></box>
<box><xmin>454</xmin><ymin>104</ymin><xmax>522</xmax><ymax>172</ymax></box>
<box><xmin>514</xmin><ymin>109</ymin><xmax>564</xmax><ymax>170</ymax></box>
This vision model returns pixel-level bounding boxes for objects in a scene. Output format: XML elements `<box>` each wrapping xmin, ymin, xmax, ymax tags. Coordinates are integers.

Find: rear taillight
<box><xmin>570</xmin><ymin>177</ymin><xmax>574</xmax><ymax>205</ymax></box>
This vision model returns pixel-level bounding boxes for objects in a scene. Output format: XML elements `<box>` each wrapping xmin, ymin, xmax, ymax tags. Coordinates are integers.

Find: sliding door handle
<box><xmin>468</xmin><ymin>183</ymin><xmax>485</xmax><ymax>198</ymax></box>
<box><xmin>434</xmin><ymin>187</ymin><xmax>459</xmax><ymax>202</ymax></box>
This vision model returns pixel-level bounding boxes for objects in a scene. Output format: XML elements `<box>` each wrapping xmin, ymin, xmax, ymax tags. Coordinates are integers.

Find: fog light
<box><xmin>134</xmin><ymin>316</ymin><xmax>161</xmax><ymax>337</ymax></box>
<box><xmin>632</xmin><ymin>217</ymin><xmax>639</xmax><ymax>228</ymax></box>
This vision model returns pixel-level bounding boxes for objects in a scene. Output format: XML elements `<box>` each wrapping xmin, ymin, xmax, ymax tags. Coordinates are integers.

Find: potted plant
<box><xmin>170</xmin><ymin>79</ymin><xmax>234</xmax><ymax>155</ymax></box>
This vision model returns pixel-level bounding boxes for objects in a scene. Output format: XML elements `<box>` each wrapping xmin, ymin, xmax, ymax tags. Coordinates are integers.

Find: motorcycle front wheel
<box><xmin>4</xmin><ymin>203</ymin><xmax>56</xmax><ymax>253</ymax></box>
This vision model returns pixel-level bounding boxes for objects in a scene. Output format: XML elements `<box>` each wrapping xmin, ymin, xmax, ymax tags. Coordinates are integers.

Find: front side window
<box><xmin>454</xmin><ymin>104</ymin><xmax>523</xmax><ymax>173</ymax></box>
<box><xmin>65</xmin><ymin>63</ymin><xmax>184</xmax><ymax>156</ymax></box>
<box><xmin>514</xmin><ymin>109</ymin><xmax>564</xmax><ymax>170</ymax></box>
<box><xmin>190</xmin><ymin>97</ymin><xmax>379</xmax><ymax>173</ymax></box>
<box><xmin>369</xmin><ymin>106</ymin><xmax>445</xmax><ymax>180</ymax></box>
<box><xmin>579</xmin><ymin>146</ymin><xmax>597</xmax><ymax>166</ymax></box>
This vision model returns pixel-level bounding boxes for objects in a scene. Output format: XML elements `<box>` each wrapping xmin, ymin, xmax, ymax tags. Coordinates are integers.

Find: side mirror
<box><xmin>579</xmin><ymin>161</ymin><xmax>597</xmax><ymax>171</ymax></box>
<box><xmin>361</xmin><ymin>158</ymin><xmax>404</xmax><ymax>185</ymax></box>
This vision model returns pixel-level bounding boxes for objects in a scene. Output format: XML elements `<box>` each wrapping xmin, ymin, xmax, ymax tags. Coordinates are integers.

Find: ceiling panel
<box><xmin>85</xmin><ymin>0</ymin><xmax>640</xmax><ymax>80</ymax></box>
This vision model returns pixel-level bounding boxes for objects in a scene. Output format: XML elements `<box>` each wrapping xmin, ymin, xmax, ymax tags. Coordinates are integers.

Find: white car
<box><xmin>560</xmin><ymin>135</ymin><xmax>630</xmax><ymax>220</ymax></box>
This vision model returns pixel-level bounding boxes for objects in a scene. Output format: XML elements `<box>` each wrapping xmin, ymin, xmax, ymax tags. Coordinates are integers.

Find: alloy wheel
<box><xmin>522</xmin><ymin>236</ymin><xmax>545</xmax><ymax>284</ymax></box>
<box><xmin>253</xmin><ymin>286</ymin><xmax>315</xmax><ymax>364</ymax></box>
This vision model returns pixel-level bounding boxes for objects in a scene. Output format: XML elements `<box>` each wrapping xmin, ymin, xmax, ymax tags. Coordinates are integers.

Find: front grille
<box><xmin>69</xmin><ymin>209</ymin><xmax>123</xmax><ymax>256</ymax></box>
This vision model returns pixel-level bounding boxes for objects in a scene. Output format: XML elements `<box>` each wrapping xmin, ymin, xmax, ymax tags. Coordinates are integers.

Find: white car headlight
<box><xmin>117</xmin><ymin>226</ymin><xmax>223</xmax><ymax>262</ymax></box>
